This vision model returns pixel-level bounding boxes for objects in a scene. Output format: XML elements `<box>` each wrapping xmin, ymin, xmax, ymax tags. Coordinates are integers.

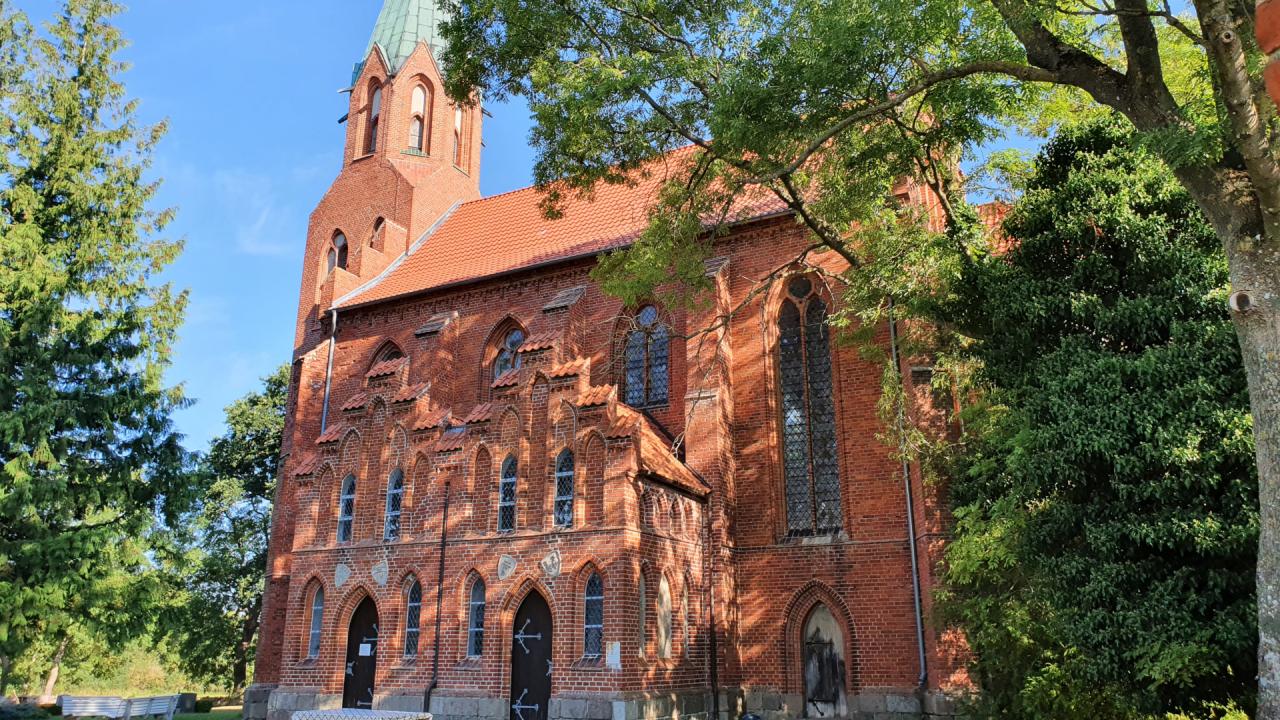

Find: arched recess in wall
<box><xmin>781</xmin><ymin>580</ymin><xmax>859</xmax><ymax>705</ymax></box>
<box><xmin>581</xmin><ymin>431</ymin><xmax>606</xmax><ymax>526</ymax></box>
<box><xmin>303</xmin><ymin>464</ymin><xmax>335</xmax><ymax>548</ymax></box>
<box><xmin>408</xmin><ymin>77</ymin><xmax>433</xmax><ymax>154</ymax></box>
<box><xmin>471</xmin><ymin>445</ymin><xmax>494</xmax><ymax>533</ymax></box>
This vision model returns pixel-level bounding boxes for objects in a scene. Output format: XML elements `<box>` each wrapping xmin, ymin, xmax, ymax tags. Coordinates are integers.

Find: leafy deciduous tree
<box><xmin>159</xmin><ymin>366</ymin><xmax>287</xmax><ymax>693</ymax></box>
<box><xmin>439</xmin><ymin>0</ymin><xmax>1279</xmax><ymax>706</ymax></box>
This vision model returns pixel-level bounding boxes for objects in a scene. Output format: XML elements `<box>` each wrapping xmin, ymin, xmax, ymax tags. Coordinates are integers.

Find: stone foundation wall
<box><xmin>723</xmin><ymin>687</ymin><xmax>959</xmax><ymax>720</ymax></box>
<box><xmin>249</xmin><ymin>685</ymin><xmax>960</xmax><ymax>720</ymax></box>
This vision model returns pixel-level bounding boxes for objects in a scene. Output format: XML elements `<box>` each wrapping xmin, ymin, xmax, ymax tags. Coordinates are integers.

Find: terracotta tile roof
<box><xmin>340</xmin><ymin>392</ymin><xmax>369</xmax><ymax>412</ymax></box>
<box><xmin>393</xmin><ymin>382</ymin><xmax>429</xmax><ymax>404</ymax></box>
<box><xmin>366</xmin><ymin>356</ymin><xmax>407</xmax><ymax>378</ymax></box>
<box><xmin>413</xmin><ymin>408</ymin><xmax>451</xmax><ymax>432</ymax></box>
<box><xmin>292</xmin><ymin>454</ymin><xmax>320</xmax><ymax>478</ymax></box>
<box><xmin>543</xmin><ymin>285</ymin><xmax>587</xmax><ymax>313</ymax></box>
<box><xmin>519</xmin><ymin>331</ymin><xmax>560</xmax><ymax>353</ymax></box>
<box><xmin>434</xmin><ymin>426</ymin><xmax>468</xmax><ymax>452</ymax></box>
<box><xmin>607</xmin><ymin>415</ymin><xmax>638</xmax><ymax>439</ymax></box>
<box><xmin>577</xmin><ymin>385</ymin><xmax>615</xmax><ymax>408</ymax></box>
<box><xmin>337</xmin><ymin>147</ymin><xmax>787</xmax><ymax>309</ymax></box>
<box><xmin>316</xmin><ymin>422</ymin><xmax>349</xmax><ymax>445</ymax></box>
<box><xmin>491</xmin><ymin>369</ymin><xmax>520</xmax><ymax>389</ymax></box>
<box><xmin>549</xmin><ymin>358</ymin><xmax>588</xmax><ymax>379</ymax></box>
<box><xmin>610</xmin><ymin>407</ymin><xmax>709</xmax><ymax>497</ymax></box>
<box><xmin>461</xmin><ymin>402</ymin><xmax>497</xmax><ymax>424</ymax></box>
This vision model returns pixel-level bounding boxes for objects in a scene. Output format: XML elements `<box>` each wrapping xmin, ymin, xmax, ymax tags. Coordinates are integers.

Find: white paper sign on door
<box><xmin>359</xmin><ymin>643</ymin><xmax>372</xmax><ymax>657</ymax></box>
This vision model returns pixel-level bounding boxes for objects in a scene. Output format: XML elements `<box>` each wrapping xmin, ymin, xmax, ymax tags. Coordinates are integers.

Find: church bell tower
<box><xmin>248</xmin><ymin>5</ymin><xmax>484</xmax><ymax>717</ymax></box>
<box><xmin>297</xmin><ymin>0</ymin><xmax>484</xmax><ymax>343</ymax></box>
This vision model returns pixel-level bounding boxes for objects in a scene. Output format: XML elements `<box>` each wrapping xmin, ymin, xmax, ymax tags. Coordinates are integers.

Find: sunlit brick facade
<box><xmin>245</xmin><ymin>3</ymin><xmax>966</xmax><ymax>719</ymax></box>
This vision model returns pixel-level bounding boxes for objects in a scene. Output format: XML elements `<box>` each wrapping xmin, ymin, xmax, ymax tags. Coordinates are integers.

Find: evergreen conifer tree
<box><xmin>0</xmin><ymin>0</ymin><xmax>189</xmax><ymax>693</ymax></box>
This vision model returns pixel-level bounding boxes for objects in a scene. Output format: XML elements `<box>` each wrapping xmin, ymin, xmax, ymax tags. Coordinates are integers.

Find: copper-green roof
<box><xmin>359</xmin><ymin>0</ymin><xmax>448</xmax><ymax>80</ymax></box>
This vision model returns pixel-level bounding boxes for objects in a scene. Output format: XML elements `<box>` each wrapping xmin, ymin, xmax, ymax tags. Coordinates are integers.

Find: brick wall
<box><xmin>251</xmin><ymin>42</ymin><xmax>967</xmax><ymax>720</ymax></box>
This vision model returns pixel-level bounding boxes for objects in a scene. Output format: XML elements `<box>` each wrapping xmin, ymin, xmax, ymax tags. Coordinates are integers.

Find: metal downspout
<box><xmin>320</xmin><ymin>309</ymin><xmax>339</xmax><ymax>433</ymax></box>
<box><xmin>888</xmin><ymin>297</ymin><xmax>928</xmax><ymax>690</ymax></box>
<box><xmin>425</xmin><ymin>483</ymin><xmax>451</xmax><ymax>713</ymax></box>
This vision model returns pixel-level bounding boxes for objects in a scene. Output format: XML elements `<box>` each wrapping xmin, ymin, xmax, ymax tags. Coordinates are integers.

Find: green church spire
<box><xmin>361</xmin><ymin>0</ymin><xmax>448</xmax><ymax>79</ymax></box>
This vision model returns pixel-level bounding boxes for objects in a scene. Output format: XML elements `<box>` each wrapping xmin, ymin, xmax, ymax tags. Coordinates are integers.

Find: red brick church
<box><xmin>246</xmin><ymin>2</ymin><xmax>966</xmax><ymax>719</ymax></box>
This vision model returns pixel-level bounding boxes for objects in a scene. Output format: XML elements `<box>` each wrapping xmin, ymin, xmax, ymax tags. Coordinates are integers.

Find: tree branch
<box><xmin>741</xmin><ymin>60</ymin><xmax>1059</xmax><ymax>186</ymax></box>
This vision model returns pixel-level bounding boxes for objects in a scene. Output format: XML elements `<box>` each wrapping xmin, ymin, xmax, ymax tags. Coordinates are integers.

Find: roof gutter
<box><xmin>334</xmin><ymin>209</ymin><xmax>794</xmax><ymax>313</ymax></box>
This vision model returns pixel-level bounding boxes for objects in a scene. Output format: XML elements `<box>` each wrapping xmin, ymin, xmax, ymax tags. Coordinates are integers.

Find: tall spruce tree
<box><xmin>0</xmin><ymin>0</ymin><xmax>189</xmax><ymax>694</ymax></box>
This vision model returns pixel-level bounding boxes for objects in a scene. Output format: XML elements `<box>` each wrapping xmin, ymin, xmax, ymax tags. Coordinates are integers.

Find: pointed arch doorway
<box><xmin>343</xmin><ymin>596</ymin><xmax>379</xmax><ymax>709</ymax></box>
<box><xmin>509</xmin><ymin>592</ymin><xmax>553</xmax><ymax>720</ymax></box>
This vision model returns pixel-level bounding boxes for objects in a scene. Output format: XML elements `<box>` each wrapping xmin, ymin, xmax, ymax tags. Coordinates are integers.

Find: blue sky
<box><xmin>19</xmin><ymin>1</ymin><xmax>537</xmax><ymax>450</ymax></box>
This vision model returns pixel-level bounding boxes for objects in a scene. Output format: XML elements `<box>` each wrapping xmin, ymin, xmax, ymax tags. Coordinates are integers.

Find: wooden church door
<box><xmin>343</xmin><ymin>597</ymin><xmax>379</xmax><ymax>709</ymax></box>
<box><xmin>509</xmin><ymin>592</ymin><xmax>553</xmax><ymax>720</ymax></box>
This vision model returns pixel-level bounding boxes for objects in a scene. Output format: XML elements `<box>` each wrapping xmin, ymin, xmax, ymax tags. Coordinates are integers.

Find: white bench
<box><xmin>60</xmin><ymin>695</ymin><xmax>179</xmax><ymax>720</ymax></box>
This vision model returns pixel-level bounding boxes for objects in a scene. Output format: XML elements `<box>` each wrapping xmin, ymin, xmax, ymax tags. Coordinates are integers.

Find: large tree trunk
<box><xmin>233</xmin><ymin>596</ymin><xmax>262</xmax><ymax>695</ymax></box>
<box><xmin>0</xmin><ymin>655</ymin><xmax>11</xmax><ymax>699</ymax></box>
<box><xmin>41</xmin><ymin>636</ymin><xmax>69</xmax><ymax>699</ymax></box>
<box><xmin>1226</xmin><ymin>234</ymin><xmax>1280</xmax><ymax>718</ymax></box>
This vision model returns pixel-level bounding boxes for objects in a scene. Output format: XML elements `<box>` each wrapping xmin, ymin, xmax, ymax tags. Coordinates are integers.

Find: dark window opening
<box><xmin>622</xmin><ymin>305</ymin><xmax>669</xmax><ymax>407</ymax></box>
<box><xmin>404</xmin><ymin>579</ymin><xmax>422</xmax><ymax>657</ymax></box>
<box><xmin>467</xmin><ymin>580</ymin><xmax>486</xmax><ymax>656</ymax></box>
<box><xmin>337</xmin><ymin>474</ymin><xmax>357</xmax><ymax>543</ymax></box>
<box><xmin>383</xmin><ymin>468</ymin><xmax>404</xmax><ymax>541</ymax></box>
<box><xmin>584</xmin><ymin>573</ymin><xmax>604</xmax><ymax>658</ymax></box>
<box><xmin>554</xmin><ymin>449</ymin><xmax>574</xmax><ymax>527</ymax></box>
<box><xmin>779</xmin><ymin>277</ymin><xmax>842</xmax><ymax>536</ymax></box>
<box><xmin>494</xmin><ymin>328</ymin><xmax>525</xmax><ymax>380</ymax></box>
<box><xmin>498</xmin><ymin>455</ymin><xmax>517</xmax><ymax>532</ymax></box>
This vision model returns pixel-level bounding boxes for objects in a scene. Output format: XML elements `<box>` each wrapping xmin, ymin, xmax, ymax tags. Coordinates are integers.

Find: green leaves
<box><xmin>0</xmin><ymin>0</ymin><xmax>189</xmax><ymax>687</ymax></box>
<box><xmin>155</xmin><ymin>365</ymin><xmax>287</xmax><ymax>691</ymax></box>
<box><xmin>942</xmin><ymin>122</ymin><xmax>1256</xmax><ymax>718</ymax></box>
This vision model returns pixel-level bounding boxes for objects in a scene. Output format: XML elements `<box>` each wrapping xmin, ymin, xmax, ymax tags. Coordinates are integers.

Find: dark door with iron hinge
<box><xmin>509</xmin><ymin>592</ymin><xmax>553</xmax><ymax>720</ymax></box>
<box><xmin>343</xmin><ymin>597</ymin><xmax>379</xmax><ymax>709</ymax></box>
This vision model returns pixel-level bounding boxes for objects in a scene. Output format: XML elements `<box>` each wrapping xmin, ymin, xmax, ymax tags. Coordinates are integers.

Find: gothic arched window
<box><xmin>365</xmin><ymin>83</ymin><xmax>383</xmax><ymax>154</ymax></box>
<box><xmin>404</xmin><ymin>578</ymin><xmax>422</xmax><ymax>657</ymax></box>
<box><xmin>493</xmin><ymin>327</ymin><xmax>525</xmax><ymax>381</ymax></box>
<box><xmin>409</xmin><ymin>84</ymin><xmax>431</xmax><ymax>153</ymax></box>
<box><xmin>623</xmin><ymin>305</ymin><xmax>669</xmax><ymax>407</ymax></box>
<box><xmin>498</xmin><ymin>455</ymin><xmax>518</xmax><ymax>532</ymax></box>
<box><xmin>554</xmin><ymin>449</ymin><xmax>575</xmax><ymax>527</ymax></box>
<box><xmin>584</xmin><ymin>573</ymin><xmax>604</xmax><ymax>658</ymax></box>
<box><xmin>306</xmin><ymin>585</ymin><xmax>324</xmax><ymax>659</ymax></box>
<box><xmin>777</xmin><ymin>276</ymin><xmax>842</xmax><ymax>536</ymax></box>
<box><xmin>467</xmin><ymin>578</ymin><xmax>486</xmax><ymax>657</ymax></box>
<box><xmin>337</xmin><ymin>474</ymin><xmax>357</xmax><ymax>543</ymax></box>
<box><xmin>328</xmin><ymin>232</ymin><xmax>349</xmax><ymax>273</ymax></box>
<box><xmin>383</xmin><ymin>468</ymin><xmax>405</xmax><ymax>541</ymax></box>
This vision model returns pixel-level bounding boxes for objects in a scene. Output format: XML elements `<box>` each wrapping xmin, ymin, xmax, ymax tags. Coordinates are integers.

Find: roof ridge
<box><xmin>460</xmin><ymin>144</ymin><xmax>701</xmax><ymax>208</ymax></box>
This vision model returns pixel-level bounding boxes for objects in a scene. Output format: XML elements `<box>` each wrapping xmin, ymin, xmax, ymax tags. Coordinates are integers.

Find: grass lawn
<box><xmin>174</xmin><ymin>710</ymin><xmax>240</xmax><ymax>720</ymax></box>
